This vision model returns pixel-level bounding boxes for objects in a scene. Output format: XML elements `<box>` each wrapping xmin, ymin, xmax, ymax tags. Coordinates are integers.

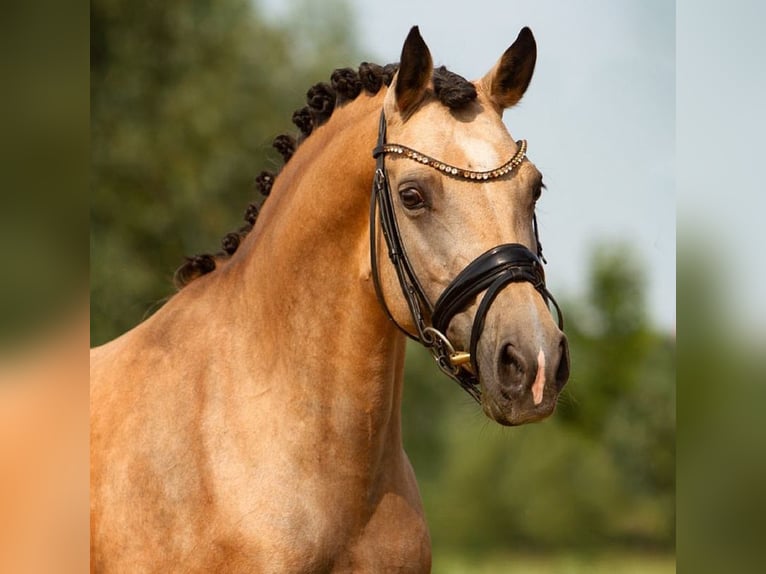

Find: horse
<box><xmin>90</xmin><ymin>26</ymin><xmax>570</xmax><ymax>573</ymax></box>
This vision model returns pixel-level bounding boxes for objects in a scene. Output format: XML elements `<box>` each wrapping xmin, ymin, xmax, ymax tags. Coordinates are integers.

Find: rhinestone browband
<box><xmin>376</xmin><ymin>140</ymin><xmax>527</xmax><ymax>181</ymax></box>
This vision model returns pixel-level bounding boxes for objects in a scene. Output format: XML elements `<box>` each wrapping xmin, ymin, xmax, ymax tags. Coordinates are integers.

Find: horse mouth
<box><xmin>481</xmin><ymin>389</ymin><xmax>558</xmax><ymax>426</ymax></box>
<box><xmin>477</xmin><ymin>337</ymin><xmax>569</xmax><ymax>426</ymax></box>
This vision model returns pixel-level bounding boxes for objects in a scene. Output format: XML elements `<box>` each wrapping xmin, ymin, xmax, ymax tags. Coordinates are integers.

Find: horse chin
<box><xmin>477</xmin><ymin>360</ymin><xmax>562</xmax><ymax>427</ymax></box>
<box><xmin>480</xmin><ymin>388</ymin><xmax>558</xmax><ymax>427</ymax></box>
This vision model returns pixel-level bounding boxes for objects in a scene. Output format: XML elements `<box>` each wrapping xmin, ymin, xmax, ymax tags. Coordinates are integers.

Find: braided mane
<box><xmin>174</xmin><ymin>64</ymin><xmax>477</xmax><ymax>288</ymax></box>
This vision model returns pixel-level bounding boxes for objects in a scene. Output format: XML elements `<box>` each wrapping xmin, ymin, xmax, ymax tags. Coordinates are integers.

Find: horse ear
<box><xmin>393</xmin><ymin>26</ymin><xmax>433</xmax><ymax>117</ymax></box>
<box><xmin>481</xmin><ymin>27</ymin><xmax>537</xmax><ymax>110</ymax></box>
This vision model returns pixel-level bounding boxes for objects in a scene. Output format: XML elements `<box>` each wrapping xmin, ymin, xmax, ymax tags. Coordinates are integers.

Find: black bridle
<box><xmin>370</xmin><ymin>111</ymin><xmax>563</xmax><ymax>402</ymax></box>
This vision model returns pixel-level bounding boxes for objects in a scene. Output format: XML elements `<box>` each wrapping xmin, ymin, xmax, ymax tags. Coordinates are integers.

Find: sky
<box><xmin>261</xmin><ymin>0</ymin><xmax>677</xmax><ymax>330</ymax></box>
<box><xmin>677</xmin><ymin>0</ymin><xmax>766</xmax><ymax>335</ymax></box>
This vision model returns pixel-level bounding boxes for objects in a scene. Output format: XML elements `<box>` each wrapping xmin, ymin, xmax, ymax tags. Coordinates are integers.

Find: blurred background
<box><xmin>90</xmin><ymin>0</ymin><xmax>675</xmax><ymax>571</ymax></box>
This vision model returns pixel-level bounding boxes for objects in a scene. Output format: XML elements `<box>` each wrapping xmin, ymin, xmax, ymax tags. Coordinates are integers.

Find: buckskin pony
<box><xmin>91</xmin><ymin>26</ymin><xmax>570</xmax><ymax>573</ymax></box>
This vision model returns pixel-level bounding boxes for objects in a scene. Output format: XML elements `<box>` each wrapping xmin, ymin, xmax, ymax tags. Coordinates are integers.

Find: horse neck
<box><xmin>212</xmin><ymin>92</ymin><xmax>407</xmax><ymax>459</ymax></box>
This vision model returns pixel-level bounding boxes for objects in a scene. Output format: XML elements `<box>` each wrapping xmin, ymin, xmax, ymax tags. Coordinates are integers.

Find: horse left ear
<box><xmin>392</xmin><ymin>26</ymin><xmax>433</xmax><ymax>118</ymax></box>
<box><xmin>480</xmin><ymin>27</ymin><xmax>537</xmax><ymax>110</ymax></box>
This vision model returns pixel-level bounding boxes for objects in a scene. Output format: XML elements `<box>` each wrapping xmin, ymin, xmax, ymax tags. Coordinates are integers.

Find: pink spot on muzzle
<box><xmin>532</xmin><ymin>348</ymin><xmax>546</xmax><ymax>405</ymax></box>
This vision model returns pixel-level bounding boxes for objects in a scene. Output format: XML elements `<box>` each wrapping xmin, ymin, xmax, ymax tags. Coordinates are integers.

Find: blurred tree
<box><xmin>557</xmin><ymin>243</ymin><xmax>653</xmax><ymax>435</ymax></box>
<box><xmin>562</xmin><ymin>244</ymin><xmax>675</xmax><ymax>546</ymax></box>
<box><xmin>677</xmin><ymin>239</ymin><xmax>766</xmax><ymax>574</ymax></box>
<box><xmin>0</xmin><ymin>0</ymin><xmax>87</xmax><ymax>347</ymax></box>
<box><xmin>91</xmin><ymin>0</ymin><xmax>359</xmax><ymax>344</ymax></box>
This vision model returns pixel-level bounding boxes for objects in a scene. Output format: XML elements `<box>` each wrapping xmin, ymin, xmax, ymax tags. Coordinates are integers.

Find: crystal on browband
<box><xmin>375</xmin><ymin>140</ymin><xmax>527</xmax><ymax>181</ymax></box>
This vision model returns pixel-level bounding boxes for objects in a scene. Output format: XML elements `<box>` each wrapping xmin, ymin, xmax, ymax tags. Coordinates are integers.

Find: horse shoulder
<box><xmin>91</xmin><ymin>312</ymin><xmax>229</xmax><ymax>569</ymax></box>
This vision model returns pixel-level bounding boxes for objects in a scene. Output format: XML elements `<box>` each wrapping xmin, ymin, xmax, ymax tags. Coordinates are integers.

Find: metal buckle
<box><xmin>423</xmin><ymin>327</ymin><xmax>473</xmax><ymax>373</ymax></box>
<box><xmin>374</xmin><ymin>168</ymin><xmax>386</xmax><ymax>191</ymax></box>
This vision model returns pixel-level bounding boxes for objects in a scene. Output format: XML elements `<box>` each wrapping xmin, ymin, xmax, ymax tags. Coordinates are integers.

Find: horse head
<box><xmin>372</xmin><ymin>27</ymin><xmax>570</xmax><ymax>425</ymax></box>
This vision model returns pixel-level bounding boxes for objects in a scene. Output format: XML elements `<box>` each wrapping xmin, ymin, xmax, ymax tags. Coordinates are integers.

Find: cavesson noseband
<box><xmin>370</xmin><ymin>111</ymin><xmax>563</xmax><ymax>402</ymax></box>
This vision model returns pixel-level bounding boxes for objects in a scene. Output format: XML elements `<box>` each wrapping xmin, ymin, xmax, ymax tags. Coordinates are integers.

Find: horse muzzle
<box><xmin>476</xmin><ymin>316</ymin><xmax>570</xmax><ymax>426</ymax></box>
<box><xmin>426</xmin><ymin>243</ymin><xmax>566</xmax><ymax>406</ymax></box>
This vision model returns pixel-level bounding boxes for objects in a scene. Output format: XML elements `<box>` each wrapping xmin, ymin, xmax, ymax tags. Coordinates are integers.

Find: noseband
<box><xmin>370</xmin><ymin>112</ymin><xmax>563</xmax><ymax>402</ymax></box>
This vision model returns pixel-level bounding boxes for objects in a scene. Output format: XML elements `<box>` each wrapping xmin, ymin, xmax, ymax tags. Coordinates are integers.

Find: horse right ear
<box><xmin>391</xmin><ymin>26</ymin><xmax>433</xmax><ymax>118</ymax></box>
<box><xmin>480</xmin><ymin>27</ymin><xmax>537</xmax><ymax>110</ymax></box>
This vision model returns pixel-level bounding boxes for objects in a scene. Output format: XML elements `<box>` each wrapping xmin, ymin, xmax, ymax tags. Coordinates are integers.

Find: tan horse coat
<box><xmin>91</xmin><ymin>92</ymin><xmax>431</xmax><ymax>572</ymax></box>
<box><xmin>91</xmin><ymin>27</ymin><xmax>567</xmax><ymax>573</ymax></box>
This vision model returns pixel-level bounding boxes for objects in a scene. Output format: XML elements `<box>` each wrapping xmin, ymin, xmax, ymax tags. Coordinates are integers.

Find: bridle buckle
<box><xmin>449</xmin><ymin>352</ymin><xmax>472</xmax><ymax>368</ymax></box>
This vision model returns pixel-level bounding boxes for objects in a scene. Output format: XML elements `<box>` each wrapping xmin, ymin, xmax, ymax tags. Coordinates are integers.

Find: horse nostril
<box><xmin>499</xmin><ymin>343</ymin><xmax>525</xmax><ymax>379</ymax></box>
<box><xmin>555</xmin><ymin>338</ymin><xmax>570</xmax><ymax>390</ymax></box>
<box><xmin>500</xmin><ymin>344</ymin><xmax>513</xmax><ymax>366</ymax></box>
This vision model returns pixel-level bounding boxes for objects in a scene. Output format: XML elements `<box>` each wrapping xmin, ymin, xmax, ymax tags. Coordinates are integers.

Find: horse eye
<box><xmin>399</xmin><ymin>187</ymin><xmax>426</xmax><ymax>210</ymax></box>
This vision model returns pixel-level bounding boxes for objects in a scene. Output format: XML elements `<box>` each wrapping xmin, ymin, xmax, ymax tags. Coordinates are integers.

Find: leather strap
<box><xmin>370</xmin><ymin>112</ymin><xmax>435</xmax><ymax>342</ymax></box>
<box><xmin>432</xmin><ymin>243</ymin><xmax>544</xmax><ymax>334</ymax></box>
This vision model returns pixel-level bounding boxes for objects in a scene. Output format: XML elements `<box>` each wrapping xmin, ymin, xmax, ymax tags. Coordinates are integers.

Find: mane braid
<box><xmin>432</xmin><ymin>66</ymin><xmax>477</xmax><ymax>109</ymax></box>
<box><xmin>292</xmin><ymin>107</ymin><xmax>313</xmax><ymax>138</ymax></box>
<box><xmin>306</xmin><ymin>82</ymin><xmax>336</xmax><ymax>126</ymax></box>
<box><xmin>331</xmin><ymin>68</ymin><xmax>363</xmax><ymax>103</ymax></box>
<box><xmin>173</xmin><ymin>62</ymin><xmax>475</xmax><ymax>289</ymax></box>
<box><xmin>273</xmin><ymin>134</ymin><xmax>296</xmax><ymax>162</ymax></box>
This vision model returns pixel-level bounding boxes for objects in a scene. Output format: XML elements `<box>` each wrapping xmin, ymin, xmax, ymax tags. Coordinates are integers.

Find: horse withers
<box><xmin>91</xmin><ymin>26</ymin><xmax>569</xmax><ymax>573</ymax></box>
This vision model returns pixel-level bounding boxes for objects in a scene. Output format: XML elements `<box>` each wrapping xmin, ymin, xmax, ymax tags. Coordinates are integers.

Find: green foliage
<box><xmin>0</xmin><ymin>1</ymin><xmax>87</xmax><ymax>347</ymax></box>
<box><xmin>677</xmin><ymin>238</ymin><xmax>766</xmax><ymax>574</ymax></box>
<box><xmin>432</xmin><ymin>552</ymin><xmax>675</xmax><ymax>574</ymax></box>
